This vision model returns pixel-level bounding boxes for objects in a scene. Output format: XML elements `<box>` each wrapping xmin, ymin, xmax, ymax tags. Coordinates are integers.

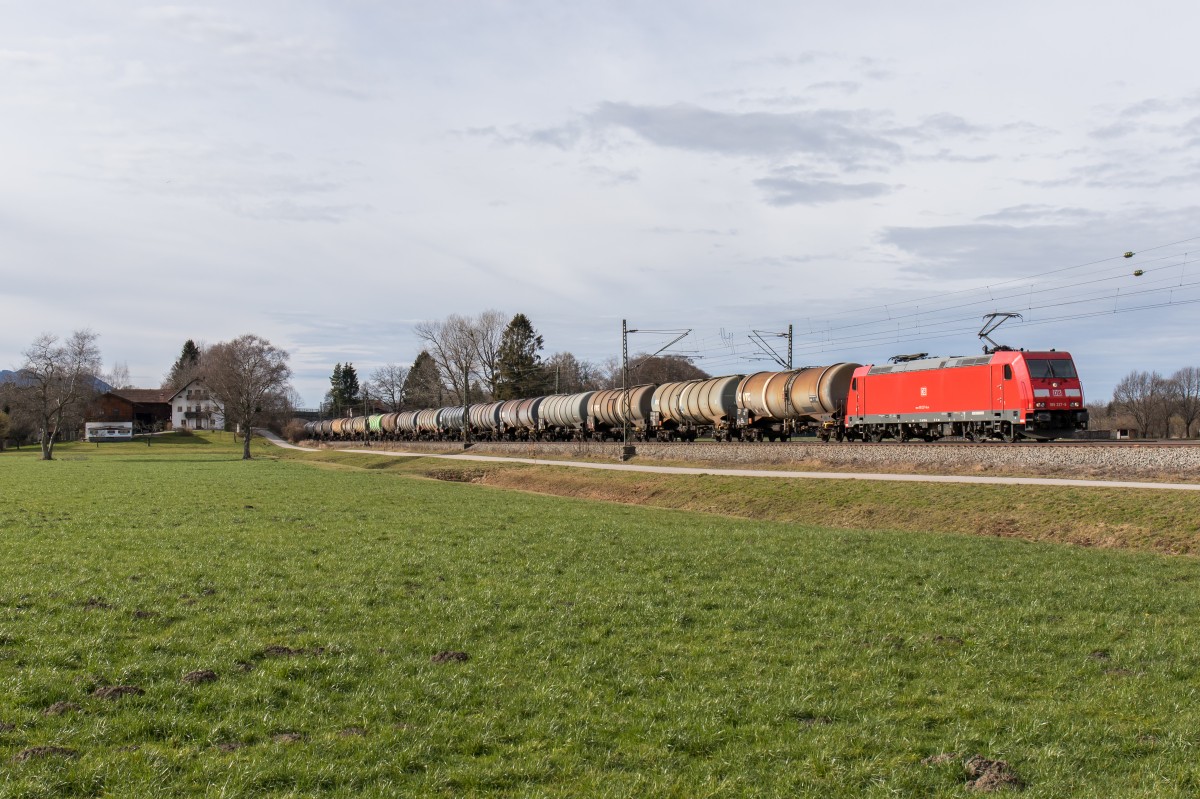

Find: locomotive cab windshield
<box><xmin>1025</xmin><ymin>358</ymin><xmax>1078</xmax><ymax>380</ymax></box>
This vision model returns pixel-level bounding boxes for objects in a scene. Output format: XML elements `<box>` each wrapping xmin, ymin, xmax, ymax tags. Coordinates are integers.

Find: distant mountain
<box><xmin>0</xmin><ymin>370</ymin><xmax>112</xmax><ymax>391</ymax></box>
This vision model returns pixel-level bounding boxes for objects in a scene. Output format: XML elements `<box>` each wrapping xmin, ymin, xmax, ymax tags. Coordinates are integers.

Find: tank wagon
<box><xmin>539</xmin><ymin>392</ymin><xmax>595</xmax><ymax>440</ymax></box>
<box><xmin>587</xmin><ymin>385</ymin><xmax>656</xmax><ymax>440</ymax></box>
<box><xmin>651</xmin><ymin>376</ymin><xmax>741</xmax><ymax>441</ymax></box>
<box><xmin>302</xmin><ymin>354</ymin><xmax>1087</xmax><ymax>445</ymax></box>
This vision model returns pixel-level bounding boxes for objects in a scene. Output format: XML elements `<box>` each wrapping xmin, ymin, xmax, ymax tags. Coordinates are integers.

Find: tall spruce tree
<box><xmin>327</xmin><ymin>362</ymin><xmax>361</xmax><ymax>416</ymax></box>
<box><xmin>401</xmin><ymin>351</ymin><xmax>444</xmax><ymax>409</ymax></box>
<box><xmin>495</xmin><ymin>313</ymin><xmax>546</xmax><ymax>399</ymax></box>
<box><xmin>166</xmin><ymin>339</ymin><xmax>203</xmax><ymax>389</ymax></box>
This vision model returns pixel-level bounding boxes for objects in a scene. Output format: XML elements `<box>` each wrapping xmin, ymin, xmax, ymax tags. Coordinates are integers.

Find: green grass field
<box><xmin>1</xmin><ymin>433</ymin><xmax>1199</xmax><ymax>797</ymax></box>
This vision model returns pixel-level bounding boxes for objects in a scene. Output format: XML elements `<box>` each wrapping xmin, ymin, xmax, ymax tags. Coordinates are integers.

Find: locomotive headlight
<box><xmin>1035</xmin><ymin>402</ymin><xmax>1046</xmax><ymax>408</ymax></box>
<box><xmin>1070</xmin><ymin>401</ymin><xmax>1080</xmax><ymax>408</ymax></box>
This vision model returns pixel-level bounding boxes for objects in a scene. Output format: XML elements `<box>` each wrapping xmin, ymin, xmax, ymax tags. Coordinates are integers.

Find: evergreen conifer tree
<box><xmin>401</xmin><ymin>351</ymin><xmax>444</xmax><ymax>409</ymax></box>
<box><xmin>327</xmin><ymin>363</ymin><xmax>361</xmax><ymax>416</ymax></box>
<box><xmin>495</xmin><ymin>313</ymin><xmax>546</xmax><ymax>399</ymax></box>
<box><xmin>166</xmin><ymin>339</ymin><xmax>203</xmax><ymax>389</ymax></box>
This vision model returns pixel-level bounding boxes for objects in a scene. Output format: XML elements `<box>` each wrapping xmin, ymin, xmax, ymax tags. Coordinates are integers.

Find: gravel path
<box><xmin>259</xmin><ymin>431</ymin><xmax>1200</xmax><ymax>492</ymax></box>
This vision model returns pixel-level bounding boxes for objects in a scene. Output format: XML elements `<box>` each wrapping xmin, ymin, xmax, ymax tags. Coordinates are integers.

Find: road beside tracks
<box><xmin>257</xmin><ymin>431</ymin><xmax>1200</xmax><ymax>492</ymax></box>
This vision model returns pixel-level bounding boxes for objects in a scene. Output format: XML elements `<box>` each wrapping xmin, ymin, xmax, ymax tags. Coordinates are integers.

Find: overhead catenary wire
<box><xmin>663</xmin><ymin>234</ymin><xmax>1200</xmax><ymax>373</ymax></box>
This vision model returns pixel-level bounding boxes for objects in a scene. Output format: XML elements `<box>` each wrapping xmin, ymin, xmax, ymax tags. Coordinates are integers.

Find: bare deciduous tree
<box><xmin>369</xmin><ymin>363</ymin><xmax>409</xmax><ymax>411</ymax></box>
<box><xmin>1171</xmin><ymin>366</ymin><xmax>1200</xmax><ymax>438</ymax></box>
<box><xmin>1111</xmin><ymin>370</ymin><xmax>1171</xmax><ymax>438</ymax></box>
<box><xmin>415</xmin><ymin>311</ymin><xmax>506</xmax><ymax>404</ymax></box>
<box><xmin>630</xmin><ymin>353</ymin><xmax>709</xmax><ymax>385</ymax></box>
<box><xmin>203</xmin><ymin>334</ymin><xmax>293</xmax><ymax>460</ymax></box>
<box><xmin>544</xmin><ymin>352</ymin><xmax>604</xmax><ymax>394</ymax></box>
<box><xmin>472</xmin><ymin>309</ymin><xmax>507</xmax><ymax>398</ymax></box>
<box><xmin>12</xmin><ymin>329</ymin><xmax>103</xmax><ymax>460</ymax></box>
<box><xmin>104</xmin><ymin>361</ymin><xmax>132</xmax><ymax>390</ymax></box>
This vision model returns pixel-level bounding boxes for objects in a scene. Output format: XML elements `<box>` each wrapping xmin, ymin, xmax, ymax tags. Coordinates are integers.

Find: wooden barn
<box><xmin>88</xmin><ymin>388</ymin><xmax>174</xmax><ymax>432</ymax></box>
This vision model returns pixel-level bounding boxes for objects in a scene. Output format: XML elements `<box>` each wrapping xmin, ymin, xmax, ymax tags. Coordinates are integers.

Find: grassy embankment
<box><xmin>283</xmin><ymin>445</ymin><xmax>1200</xmax><ymax>555</ymax></box>
<box><xmin>1</xmin><ymin>433</ymin><xmax>1198</xmax><ymax>797</ymax></box>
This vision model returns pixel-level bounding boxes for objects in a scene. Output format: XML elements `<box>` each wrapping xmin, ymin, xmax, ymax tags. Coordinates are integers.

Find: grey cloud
<box><xmin>978</xmin><ymin>205</ymin><xmax>1100</xmax><ymax>224</ymax></box>
<box><xmin>583</xmin><ymin>101</ymin><xmax>901</xmax><ymax>166</ymax></box>
<box><xmin>1090</xmin><ymin>121</ymin><xmax>1138</xmax><ymax>139</ymax></box>
<box><xmin>1091</xmin><ymin>94</ymin><xmax>1200</xmax><ymax>140</ymax></box>
<box><xmin>910</xmin><ymin>148</ymin><xmax>997</xmax><ymax>164</ymax></box>
<box><xmin>881</xmin><ymin>207</ymin><xmax>1199</xmax><ymax>282</ymax></box>
<box><xmin>527</xmin><ymin>122</ymin><xmax>585</xmax><ymax>150</ymax></box>
<box><xmin>586</xmin><ymin>165</ymin><xmax>639</xmax><ymax>185</ymax></box>
<box><xmin>883</xmin><ymin>222</ymin><xmax>1105</xmax><ymax>280</ymax></box>
<box><xmin>1118</xmin><ymin>98</ymin><xmax>1174</xmax><ymax>118</ymax></box>
<box><xmin>755</xmin><ymin>176</ymin><xmax>893</xmax><ymax>206</ymax></box>
<box><xmin>910</xmin><ymin>113</ymin><xmax>988</xmax><ymax>138</ymax></box>
<box><xmin>1031</xmin><ymin>156</ymin><xmax>1200</xmax><ymax>190</ymax></box>
<box><xmin>641</xmin><ymin>227</ymin><xmax>739</xmax><ymax>236</ymax></box>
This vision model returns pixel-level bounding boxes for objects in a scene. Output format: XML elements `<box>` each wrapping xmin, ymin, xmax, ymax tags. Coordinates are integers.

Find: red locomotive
<box><xmin>842</xmin><ymin>349</ymin><xmax>1088</xmax><ymax>442</ymax></box>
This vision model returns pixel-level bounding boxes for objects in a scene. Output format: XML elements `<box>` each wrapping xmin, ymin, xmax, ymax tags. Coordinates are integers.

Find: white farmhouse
<box><xmin>169</xmin><ymin>378</ymin><xmax>225</xmax><ymax>431</ymax></box>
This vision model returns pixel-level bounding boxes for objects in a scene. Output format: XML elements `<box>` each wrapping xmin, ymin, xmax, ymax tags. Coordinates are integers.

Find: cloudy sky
<box><xmin>3</xmin><ymin>1</ymin><xmax>1199</xmax><ymax>406</ymax></box>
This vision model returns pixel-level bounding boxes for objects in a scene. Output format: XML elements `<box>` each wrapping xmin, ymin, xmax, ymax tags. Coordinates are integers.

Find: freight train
<box><xmin>304</xmin><ymin>349</ymin><xmax>1088</xmax><ymax>444</ymax></box>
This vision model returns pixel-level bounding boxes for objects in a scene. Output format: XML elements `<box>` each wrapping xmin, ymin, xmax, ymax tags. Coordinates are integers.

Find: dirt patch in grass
<box><xmin>964</xmin><ymin>755</ymin><xmax>1025</xmax><ymax>791</ymax></box>
<box><xmin>132</xmin><ymin>609</ymin><xmax>158</xmax><ymax>619</ymax></box>
<box><xmin>792</xmin><ymin>713</ymin><xmax>834</xmax><ymax>727</ymax></box>
<box><xmin>182</xmin><ymin>669</ymin><xmax>218</xmax><ymax>685</ymax></box>
<box><xmin>428</xmin><ymin>468</ymin><xmax>486</xmax><ymax>483</ymax></box>
<box><xmin>272</xmin><ymin>732</ymin><xmax>306</xmax><ymax>744</ymax></box>
<box><xmin>0</xmin><ymin>721</ymin><xmax>14</xmax><ymax>733</ymax></box>
<box><xmin>921</xmin><ymin>752</ymin><xmax>960</xmax><ymax>766</ymax></box>
<box><xmin>338</xmin><ymin>727</ymin><xmax>367</xmax><ymax>737</ymax></box>
<box><xmin>82</xmin><ymin>596</ymin><xmax>113</xmax><ymax>610</ymax></box>
<box><xmin>431</xmin><ymin>650</ymin><xmax>469</xmax><ymax>664</ymax></box>
<box><xmin>260</xmin><ymin>644</ymin><xmax>325</xmax><ymax>658</ymax></box>
<box><xmin>12</xmin><ymin>746</ymin><xmax>78</xmax><ymax>763</ymax></box>
<box><xmin>93</xmin><ymin>685</ymin><xmax>144</xmax><ymax>700</ymax></box>
<box><xmin>43</xmin><ymin>701</ymin><xmax>80</xmax><ymax>716</ymax></box>
<box><xmin>215</xmin><ymin>742</ymin><xmax>246</xmax><ymax>753</ymax></box>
